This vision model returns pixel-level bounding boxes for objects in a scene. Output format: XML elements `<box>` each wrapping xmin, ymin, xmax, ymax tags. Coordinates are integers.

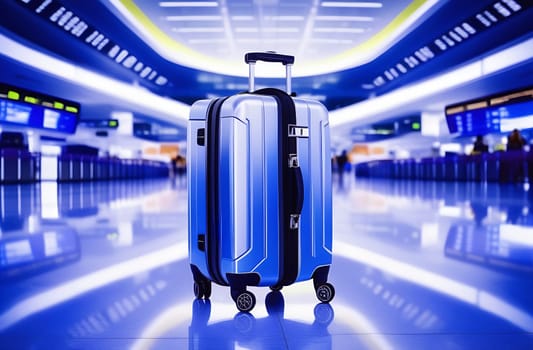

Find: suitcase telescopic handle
<box><xmin>244</xmin><ymin>52</ymin><xmax>294</xmax><ymax>94</ymax></box>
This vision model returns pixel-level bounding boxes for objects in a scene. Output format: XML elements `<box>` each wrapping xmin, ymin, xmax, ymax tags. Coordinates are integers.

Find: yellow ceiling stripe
<box><xmin>118</xmin><ymin>0</ymin><xmax>430</xmax><ymax>75</ymax></box>
<box><xmin>118</xmin><ymin>0</ymin><xmax>219</xmax><ymax>63</ymax></box>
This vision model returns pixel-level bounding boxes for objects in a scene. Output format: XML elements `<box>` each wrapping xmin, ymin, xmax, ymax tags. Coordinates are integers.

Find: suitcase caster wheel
<box><xmin>193</xmin><ymin>281</ymin><xmax>212</xmax><ymax>299</ymax></box>
<box><xmin>235</xmin><ymin>291</ymin><xmax>256</xmax><ymax>312</ymax></box>
<box><xmin>193</xmin><ymin>282</ymin><xmax>202</xmax><ymax>298</ymax></box>
<box><xmin>269</xmin><ymin>285</ymin><xmax>283</xmax><ymax>291</ymax></box>
<box><xmin>316</xmin><ymin>283</ymin><xmax>335</xmax><ymax>303</ymax></box>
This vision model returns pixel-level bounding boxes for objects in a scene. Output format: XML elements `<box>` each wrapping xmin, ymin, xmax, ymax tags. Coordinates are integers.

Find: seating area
<box><xmin>354</xmin><ymin>151</ymin><xmax>533</xmax><ymax>183</ymax></box>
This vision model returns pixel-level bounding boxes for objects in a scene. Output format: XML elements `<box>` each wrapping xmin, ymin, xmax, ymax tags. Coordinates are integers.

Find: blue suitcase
<box><xmin>187</xmin><ymin>52</ymin><xmax>334</xmax><ymax>312</ymax></box>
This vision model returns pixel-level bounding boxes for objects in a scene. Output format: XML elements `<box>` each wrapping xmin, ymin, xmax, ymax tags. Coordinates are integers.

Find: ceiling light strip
<box><xmin>219</xmin><ymin>0</ymin><xmax>235</xmax><ymax>51</ymax></box>
<box><xmin>311</xmin><ymin>39</ymin><xmax>355</xmax><ymax>44</ymax></box>
<box><xmin>320</xmin><ymin>0</ymin><xmax>441</xmax><ymax>77</ymax></box>
<box><xmin>330</xmin><ymin>37</ymin><xmax>533</xmax><ymax>128</ymax></box>
<box><xmin>0</xmin><ymin>33</ymin><xmax>189</xmax><ymax>124</ymax></box>
<box><xmin>231</xmin><ymin>15</ymin><xmax>254</xmax><ymax>21</ymax></box>
<box><xmin>159</xmin><ymin>1</ymin><xmax>218</xmax><ymax>7</ymax></box>
<box><xmin>263</xmin><ymin>15</ymin><xmax>306</xmax><ymax>21</ymax></box>
<box><xmin>369</xmin><ymin>0</ymin><xmax>530</xmax><ymax>88</ymax></box>
<box><xmin>314</xmin><ymin>28</ymin><xmax>365</xmax><ymax>33</ymax></box>
<box><xmin>315</xmin><ymin>15</ymin><xmax>374</xmax><ymax>22</ymax></box>
<box><xmin>164</xmin><ymin>15</ymin><xmax>222</xmax><ymax>21</ymax></box>
<box><xmin>261</xmin><ymin>27</ymin><xmax>299</xmax><ymax>33</ymax></box>
<box><xmin>321</xmin><ymin>1</ymin><xmax>383</xmax><ymax>8</ymax></box>
<box><xmin>15</xmin><ymin>0</ymin><xmax>168</xmax><ymax>86</ymax></box>
<box><xmin>172</xmin><ymin>27</ymin><xmax>224</xmax><ymax>33</ymax></box>
<box><xmin>297</xmin><ymin>1</ymin><xmax>319</xmax><ymax>57</ymax></box>
<box><xmin>234</xmin><ymin>27</ymin><xmax>259</xmax><ymax>33</ymax></box>
<box><xmin>110</xmin><ymin>0</ymin><xmax>232</xmax><ymax>77</ymax></box>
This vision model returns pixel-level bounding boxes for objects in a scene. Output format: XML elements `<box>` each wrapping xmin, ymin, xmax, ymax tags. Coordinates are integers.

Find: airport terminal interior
<box><xmin>0</xmin><ymin>0</ymin><xmax>532</xmax><ymax>349</ymax></box>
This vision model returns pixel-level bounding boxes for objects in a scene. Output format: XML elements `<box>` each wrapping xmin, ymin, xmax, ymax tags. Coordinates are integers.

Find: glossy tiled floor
<box><xmin>1</xmin><ymin>174</ymin><xmax>532</xmax><ymax>349</ymax></box>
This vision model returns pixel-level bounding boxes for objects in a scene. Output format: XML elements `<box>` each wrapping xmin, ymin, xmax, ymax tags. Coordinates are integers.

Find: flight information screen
<box><xmin>0</xmin><ymin>83</ymin><xmax>80</xmax><ymax>134</ymax></box>
<box><xmin>446</xmin><ymin>108</ymin><xmax>500</xmax><ymax>136</ymax></box>
<box><xmin>445</xmin><ymin>87</ymin><xmax>533</xmax><ymax>136</ymax></box>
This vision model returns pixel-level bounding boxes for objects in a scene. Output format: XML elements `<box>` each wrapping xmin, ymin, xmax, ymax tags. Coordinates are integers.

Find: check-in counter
<box><xmin>0</xmin><ymin>149</ymin><xmax>39</xmax><ymax>183</ymax></box>
<box><xmin>355</xmin><ymin>150</ymin><xmax>532</xmax><ymax>183</ymax></box>
<box><xmin>57</xmin><ymin>156</ymin><xmax>170</xmax><ymax>182</ymax></box>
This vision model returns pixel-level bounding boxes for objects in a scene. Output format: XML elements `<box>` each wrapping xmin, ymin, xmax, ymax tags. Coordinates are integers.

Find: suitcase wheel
<box><xmin>235</xmin><ymin>291</ymin><xmax>256</xmax><ymax>312</ymax></box>
<box><xmin>315</xmin><ymin>283</ymin><xmax>335</xmax><ymax>303</ymax></box>
<box><xmin>193</xmin><ymin>281</ymin><xmax>212</xmax><ymax>299</ymax></box>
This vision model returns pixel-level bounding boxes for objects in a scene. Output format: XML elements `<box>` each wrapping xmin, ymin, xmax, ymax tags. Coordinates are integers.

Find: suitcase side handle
<box><xmin>245</xmin><ymin>52</ymin><xmax>294</xmax><ymax>94</ymax></box>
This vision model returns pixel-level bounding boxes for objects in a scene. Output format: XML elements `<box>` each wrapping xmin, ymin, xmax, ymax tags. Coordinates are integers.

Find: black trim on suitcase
<box><xmin>204</xmin><ymin>90</ymin><xmax>303</xmax><ymax>289</ymax></box>
<box><xmin>206</xmin><ymin>97</ymin><xmax>229</xmax><ymax>286</ymax></box>
<box><xmin>253</xmin><ymin>88</ymin><xmax>302</xmax><ymax>287</ymax></box>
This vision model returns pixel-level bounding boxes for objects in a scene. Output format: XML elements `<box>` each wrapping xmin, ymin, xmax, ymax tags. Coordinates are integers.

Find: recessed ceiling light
<box><xmin>263</xmin><ymin>16</ymin><xmax>306</xmax><ymax>21</ymax></box>
<box><xmin>484</xmin><ymin>10</ymin><xmax>499</xmax><ymax>22</ymax></box>
<box><xmin>261</xmin><ymin>27</ymin><xmax>299</xmax><ymax>33</ymax></box>
<box><xmin>454</xmin><ymin>26</ymin><xmax>469</xmax><ymax>39</ymax></box>
<box><xmin>434</xmin><ymin>39</ymin><xmax>447</xmax><ymax>50</ymax></box>
<box><xmin>188</xmin><ymin>39</ymin><xmax>227</xmax><ymax>44</ymax></box>
<box><xmin>122</xmin><ymin>56</ymin><xmax>137</xmax><ymax>68</ymax></box>
<box><xmin>315</xmin><ymin>15</ymin><xmax>374</xmax><ymax>21</ymax></box>
<box><xmin>164</xmin><ymin>16</ymin><xmax>222</xmax><ymax>21</ymax></box>
<box><xmin>476</xmin><ymin>13</ymin><xmax>492</xmax><ymax>27</ymax></box>
<box><xmin>172</xmin><ymin>27</ymin><xmax>224</xmax><ymax>33</ymax></box>
<box><xmin>414</xmin><ymin>51</ymin><xmax>428</xmax><ymax>62</ymax></box>
<box><xmin>159</xmin><ymin>1</ymin><xmax>218</xmax><ymax>7</ymax></box>
<box><xmin>260</xmin><ymin>38</ymin><xmax>300</xmax><ymax>43</ymax></box>
<box><xmin>448</xmin><ymin>31</ymin><xmax>462</xmax><ymax>42</ymax></box>
<box><xmin>321</xmin><ymin>2</ymin><xmax>383</xmax><ymax>8</ymax></box>
<box><xmin>235</xmin><ymin>27</ymin><xmax>259</xmax><ymax>33</ymax></box>
<box><xmin>502</xmin><ymin>0</ymin><xmax>522</xmax><ymax>12</ymax></box>
<box><xmin>441</xmin><ymin>34</ymin><xmax>455</xmax><ymax>46</ymax></box>
<box><xmin>155</xmin><ymin>76</ymin><xmax>168</xmax><ymax>86</ymax></box>
<box><xmin>314</xmin><ymin>27</ymin><xmax>365</xmax><ymax>33</ymax></box>
<box><xmin>140</xmin><ymin>67</ymin><xmax>152</xmax><ymax>78</ymax></box>
<box><xmin>396</xmin><ymin>63</ymin><xmax>407</xmax><ymax>73</ymax></box>
<box><xmin>231</xmin><ymin>16</ymin><xmax>255</xmax><ymax>21</ymax></box>
<box><xmin>134</xmin><ymin>62</ymin><xmax>144</xmax><ymax>72</ymax></box>
<box><xmin>148</xmin><ymin>71</ymin><xmax>157</xmax><ymax>80</ymax></box>
<box><xmin>494</xmin><ymin>2</ymin><xmax>512</xmax><ymax>17</ymax></box>
<box><xmin>115</xmin><ymin>49</ymin><xmax>129</xmax><ymax>63</ymax></box>
<box><xmin>311</xmin><ymin>39</ymin><xmax>354</xmax><ymax>44</ymax></box>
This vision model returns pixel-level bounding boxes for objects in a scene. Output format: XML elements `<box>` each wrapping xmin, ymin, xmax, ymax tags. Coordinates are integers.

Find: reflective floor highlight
<box><xmin>0</xmin><ymin>176</ymin><xmax>532</xmax><ymax>349</ymax></box>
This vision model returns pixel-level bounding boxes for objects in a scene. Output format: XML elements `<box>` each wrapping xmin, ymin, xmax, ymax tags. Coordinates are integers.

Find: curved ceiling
<box><xmin>104</xmin><ymin>0</ymin><xmax>443</xmax><ymax>77</ymax></box>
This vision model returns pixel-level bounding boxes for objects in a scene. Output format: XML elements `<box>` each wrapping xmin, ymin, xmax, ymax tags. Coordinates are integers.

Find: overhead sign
<box><xmin>0</xmin><ymin>82</ymin><xmax>80</xmax><ymax>134</ymax></box>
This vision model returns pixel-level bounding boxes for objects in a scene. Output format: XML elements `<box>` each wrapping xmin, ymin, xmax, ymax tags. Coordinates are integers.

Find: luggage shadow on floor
<box><xmin>188</xmin><ymin>291</ymin><xmax>334</xmax><ymax>349</ymax></box>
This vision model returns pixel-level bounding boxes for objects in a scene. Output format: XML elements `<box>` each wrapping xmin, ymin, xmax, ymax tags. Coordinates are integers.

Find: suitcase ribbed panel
<box><xmin>294</xmin><ymin>99</ymin><xmax>332</xmax><ymax>281</ymax></box>
<box><xmin>218</xmin><ymin>95</ymin><xmax>281</xmax><ymax>286</ymax></box>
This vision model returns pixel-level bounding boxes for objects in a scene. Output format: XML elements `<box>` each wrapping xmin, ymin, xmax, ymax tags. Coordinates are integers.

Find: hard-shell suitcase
<box><xmin>188</xmin><ymin>52</ymin><xmax>334</xmax><ymax>312</ymax></box>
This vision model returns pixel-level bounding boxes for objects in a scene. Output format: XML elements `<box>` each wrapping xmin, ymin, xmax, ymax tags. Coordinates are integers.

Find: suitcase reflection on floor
<box><xmin>189</xmin><ymin>293</ymin><xmax>334</xmax><ymax>350</ymax></box>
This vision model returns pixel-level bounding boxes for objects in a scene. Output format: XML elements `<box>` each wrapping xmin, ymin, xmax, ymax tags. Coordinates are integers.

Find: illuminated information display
<box><xmin>0</xmin><ymin>83</ymin><xmax>80</xmax><ymax>134</ymax></box>
<box><xmin>78</xmin><ymin>119</ymin><xmax>119</xmax><ymax>129</ymax></box>
<box><xmin>446</xmin><ymin>108</ymin><xmax>500</xmax><ymax>136</ymax></box>
<box><xmin>445</xmin><ymin>87</ymin><xmax>533</xmax><ymax>136</ymax></box>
